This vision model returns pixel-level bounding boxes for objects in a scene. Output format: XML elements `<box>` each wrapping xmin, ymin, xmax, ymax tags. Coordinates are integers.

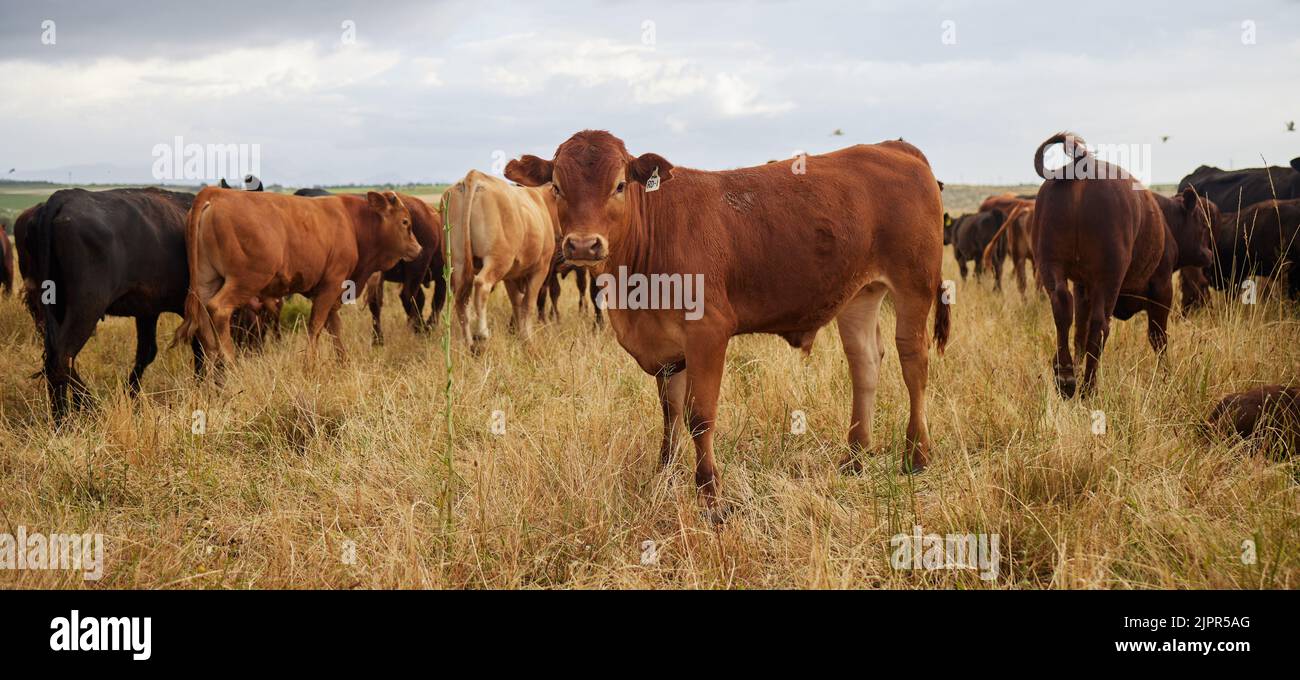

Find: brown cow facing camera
<box><xmin>506</xmin><ymin>130</ymin><xmax>948</xmax><ymax>521</ymax></box>
<box><xmin>174</xmin><ymin>189</ymin><xmax>421</xmax><ymax>371</ymax></box>
<box><xmin>1032</xmin><ymin>132</ymin><xmax>1172</xmax><ymax>398</ymax></box>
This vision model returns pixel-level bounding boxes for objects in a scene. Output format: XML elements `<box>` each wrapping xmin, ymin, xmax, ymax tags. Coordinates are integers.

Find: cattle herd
<box><xmin>3</xmin><ymin>129</ymin><xmax>1298</xmax><ymax>520</ymax></box>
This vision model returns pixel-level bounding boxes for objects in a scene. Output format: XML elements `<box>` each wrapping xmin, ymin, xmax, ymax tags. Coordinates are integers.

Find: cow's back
<box><xmin>195</xmin><ymin>188</ymin><xmax>358</xmax><ymax>297</ymax></box>
<box><xmin>38</xmin><ymin>188</ymin><xmax>193</xmax><ymax>316</ymax></box>
<box><xmin>1035</xmin><ymin>168</ymin><xmax>1164</xmax><ymax>292</ymax></box>
<box><xmin>629</xmin><ymin>141</ymin><xmax>941</xmax><ymax>333</ymax></box>
<box><xmin>457</xmin><ymin>171</ymin><xmax>554</xmax><ymax>278</ymax></box>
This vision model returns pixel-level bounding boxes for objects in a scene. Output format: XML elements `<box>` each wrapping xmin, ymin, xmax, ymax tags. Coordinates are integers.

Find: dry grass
<box><xmin>0</xmin><ymin>208</ymin><xmax>1297</xmax><ymax>589</ymax></box>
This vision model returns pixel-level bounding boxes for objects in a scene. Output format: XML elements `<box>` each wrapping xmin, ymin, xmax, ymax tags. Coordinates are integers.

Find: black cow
<box><xmin>20</xmin><ymin>188</ymin><xmax>204</xmax><ymax>420</ymax></box>
<box><xmin>1205</xmin><ymin>198</ymin><xmax>1300</xmax><ymax>300</ymax></box>
<box><xmin>1177</xmin><ymin>159</ymin><xmax>1300</xmax><ymax>211</ymax></box>
<box><xmin>294</xmin><ymin>187</ymin><xmax>332</xmax><ymax>197</ymax></box>
<box><xmin>952</xmin><ymin>210</ymin><xmax>1006</xmax><ymax>285</ymax></box>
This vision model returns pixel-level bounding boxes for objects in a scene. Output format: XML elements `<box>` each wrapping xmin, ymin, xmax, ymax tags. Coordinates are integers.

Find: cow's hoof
<box><xmin>701</xmin><ymin>503</ymin><xmax>733</xmax><ymax>527</ymax></box>
<box><xmin>1054</xmin><ymin>368</ymin><xmax>1076</xmax><ymax>399</ymax></box>
<box><xmin>837</xmin><ymin>454</ymin><xmax>865</xmax><ymax>475</ymax></box>
<box><xmin>900</xmin><ymin>456</ymin><xmax>928</xmax><ymax>475</ymax></box>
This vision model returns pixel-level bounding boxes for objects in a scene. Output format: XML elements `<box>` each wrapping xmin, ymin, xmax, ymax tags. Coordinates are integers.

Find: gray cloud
<box><xmin>1</xmin><ymin>0</ymin><xmax>1297</xmax><ymax>185</ymax></box>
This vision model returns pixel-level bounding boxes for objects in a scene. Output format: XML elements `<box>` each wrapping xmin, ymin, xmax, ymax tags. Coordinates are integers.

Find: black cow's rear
<box><xmin>21</xmin><ymin>187</ymin><xmax>202</xmax><ymax>421</ymax></box>
<box><xmin>1178</xmin><ymin>159</ymin><xmax>1300</xmax><ymax>211</ymax></box>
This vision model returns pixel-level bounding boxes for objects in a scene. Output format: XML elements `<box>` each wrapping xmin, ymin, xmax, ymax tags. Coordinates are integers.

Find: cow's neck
<box><xmin>350</xmin><ymin>217</ymin><xmax>384</xmax><ymax>282</ymax></box>
<box><xmin>606</xmin><ymin>183</ymin><xmax>663</xmax><ymax>275</ymax></box>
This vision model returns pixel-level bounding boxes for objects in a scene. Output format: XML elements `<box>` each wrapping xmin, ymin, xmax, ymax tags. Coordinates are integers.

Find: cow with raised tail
<box><xmin>1032</xmin><ymin>132</ymin><xmax>1176</xmax><ymax>398</ymax></box>
<box><xmin>506</xmin><ymin>130</ymin><xmax>949</xmax><ymax>521</ymax></box>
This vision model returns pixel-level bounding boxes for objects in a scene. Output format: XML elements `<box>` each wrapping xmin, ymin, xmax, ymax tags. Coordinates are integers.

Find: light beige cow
<box><xmin>446</xmin><ymin>169</ymin><xmax>558</xmax><ymax>350</ymax></box>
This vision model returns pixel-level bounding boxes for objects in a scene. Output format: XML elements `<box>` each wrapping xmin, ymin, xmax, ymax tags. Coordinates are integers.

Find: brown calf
<box><xmin>174</xmin><ymin>189</ymin><xmax>420</xmax><ymax>369</ymax></box>
<box><xmin>1033</xmin><ymin>132</ymin><xmax>1170</xmax><ymax>398</ymax></box>
<box><xmin>1209</xmin><ymin>385</ymin><xmax>1300</xmax><ymax>457</ymax></box>
<box><xmin>506</xmin><ymin>130</ymin><xmax>948</xmax><ymax>519</ymax></box>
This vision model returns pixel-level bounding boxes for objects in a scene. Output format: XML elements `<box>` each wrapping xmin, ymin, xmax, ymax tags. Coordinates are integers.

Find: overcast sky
<box><xmin>1</xmin><ymin>0</ymin><xmax>1297</xmax><ymax>185</ymax></box>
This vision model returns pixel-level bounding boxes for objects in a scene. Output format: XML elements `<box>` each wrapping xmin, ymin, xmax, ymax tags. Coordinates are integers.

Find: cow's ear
<box><xmin>505</xmin><ymin>155</ymin><xmax>554</xmax><ymax>187</ymax></box>
<box><xmin>629</xmin><ymin>153</ymin><xmax>674</xmax><ymax>185</ymax></box>
<box><xmin>366</xmin><ymin>191</ymin><xmax>387</xmax><ymax>211</ymax></box>
<box><xmin>1180</xmin><ymin>187</ymin><xmax>1198</xmax><ymax>212</ymax></box>
<box><xmin>1291</xmin><ymin>157</ymin><xmax>1300</xmax><ymax>173</ymax></box>
<box><xmin>943</xmin><ymin>212</ymin><xmax>952</xmax><ymax>228</ymax></box>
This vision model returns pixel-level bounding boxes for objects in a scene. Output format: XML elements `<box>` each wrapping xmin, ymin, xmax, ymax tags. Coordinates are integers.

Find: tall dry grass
<box><xmin>0</xmin><ymin>208</ymin><xmax>1296</xmax><ymax>589</ymax></box>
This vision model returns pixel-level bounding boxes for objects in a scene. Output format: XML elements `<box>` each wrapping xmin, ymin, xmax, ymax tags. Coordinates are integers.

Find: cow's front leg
<box><xmin>655</xmin><ymin>365</ymin><xmax>687</xmax><ymax>467</ymax></box>
<box><xmin>683</xmin><ymin>331</ymin><xmax>730</xmax><ymax>523</ymax></box>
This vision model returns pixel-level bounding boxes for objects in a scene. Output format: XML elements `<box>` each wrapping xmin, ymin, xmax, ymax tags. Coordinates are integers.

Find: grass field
<box><xmin>0</xmin><ymin>185</ymin><xmax>1295</xmax><ymax>589</ymax></box>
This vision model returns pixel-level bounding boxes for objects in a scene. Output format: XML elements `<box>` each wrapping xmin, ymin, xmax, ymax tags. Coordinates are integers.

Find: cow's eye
<box><xmin>552</xmin><ymin>185</ymin><xmax>562</xmax><ymax>198</ymax></box>
<box><xmin>615</xmin><ymin>181</ymin><xmax>626</xmax><ymax>195</ymax></box>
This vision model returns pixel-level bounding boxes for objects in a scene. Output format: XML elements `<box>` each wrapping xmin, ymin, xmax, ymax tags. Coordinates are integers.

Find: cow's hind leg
<box><xmin>835</xmin><ymin>283</ymin><xmax>888</xmax><ymax>474</ymax></box>
<box><xmin>365</xmin><ymin>273</ymin><xmax>385</xmax><ymax>345</ymax></box>
<box><xmin>45</xmin><ymin>304</ymin><xmax>104</xmax><ymax>422</ymax></box>
<box><xmin>427</xmin><ymin>275</ymin><xmax>447</xmax><ymax>329</ymax></box>
<box><xmin>205</xmin><ymin>285</ymin><xmax>245</xmax><ymax>371</ymax></box>
<box><xmin>1044</xmin><ymin>267</ymin><xmax>1076</xmax><ymax>398</ymax></box>
<box><xmin>1072</xmin><ymin>282</ymin><xmax>1090</xmax><ymax>367</ymax></box>
<box><xmin>128</xmin><ymin>314</ymin><xmax>160</xmax><ymax>396</ymax></box>
<box><xmin>1080</xmin><ymin>288</ymin><xmax>1118</xmax><ymax>398</ymax></box>
<box><xmin>891</xmin><ymin>280</ymin><xmax>936</xmax><ymax>473</ymax></box>
<box><xmin>517</xmin><ymin>266</ymin><xmax>549</xmax><ymax>340</ymax></box>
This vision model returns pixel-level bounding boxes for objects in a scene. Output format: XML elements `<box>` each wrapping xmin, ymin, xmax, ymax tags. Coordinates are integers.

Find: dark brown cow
<box><xmin>361</xmin><ymin>194</ymin><xmax>447</xmax><ymax>344</ymax></box>
<box><xmin>505</xmin><ymin>130</ymin><xmax>948</xmax><ymax>519</ymax></box>
<box><xmin>1032</xmin><ymin>132</ymin><xmax>1170</xmax><ymax>398</ymax></box>
<box><xmin>1204</xmin><ymin>199</ymin><xmax>1300</xmax><ymax>301</ymax></box>
<box><xmin>1151</xmin><ymin>188</ymin><xmax>1217</xmax><ymax>313</ymax></box>
<box><xmin>951</xmin><ymin>210</ymin><xmax>1006</xmax><ymax>284</ymax></box>
<box><xmin>536</xmin><ymin>243</ymin><xmax>602</xmax><ymax>325</ymax></box>
<box><xmin>1209</xmin><ymin>385</ymin><xmax>1300</xmax><ymax>456</ymax></box>
<box><xmin>174</xmin><ymin>189</ymin><xmax>421</xmax><ymax>370</ymax></box>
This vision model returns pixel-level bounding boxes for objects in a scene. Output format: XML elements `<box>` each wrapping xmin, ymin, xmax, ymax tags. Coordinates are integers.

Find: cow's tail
<box><xmin>31</xmin><ymin>197</ymin><xmax>66</xmax><ymax>364</ymax></box>
<box><xmin>933</xmin><ymin>281</ymin><xmax>950</xmax><ymax>355</ymax></box>
<box><xmin>171</xmin><ymin>199</ymin><xmax>212</xmax><ymax>349</ymax></box>
<box><xmin>1033</xmin><ymin>131</ymin><xmax>1088</xmax><ymax>180</ymax></box>
<box><xmin>457</xmin><ymin>177</ymin><xmax>477</xmax><ymax>294</ymax></box>
<box><xmin>0</xmin><ymin>221</ymin><xmax>11</xmax><ymax>293</ymax></box>
<box><xmin>980</xmin><ymin>205</ymin><xmax>1021</xmax><ymax>267</ymax></box>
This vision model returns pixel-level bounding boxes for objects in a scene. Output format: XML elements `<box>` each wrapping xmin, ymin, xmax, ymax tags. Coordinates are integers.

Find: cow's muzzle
<box><xmin>562</xmin><ymin>234</ymin><xmax>607</xmax><ymax>265</ymax></box>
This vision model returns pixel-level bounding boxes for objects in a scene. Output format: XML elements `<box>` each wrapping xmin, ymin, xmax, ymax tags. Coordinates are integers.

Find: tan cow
<box><xmin>445</xmin><ymin>169</ymin><xmax>557</xmax><ymax>350</ymax></box>
<box><xmin>174</xmin><ymin>189</ymin><xmax>421</xmax><ymax>370</ymax></box>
